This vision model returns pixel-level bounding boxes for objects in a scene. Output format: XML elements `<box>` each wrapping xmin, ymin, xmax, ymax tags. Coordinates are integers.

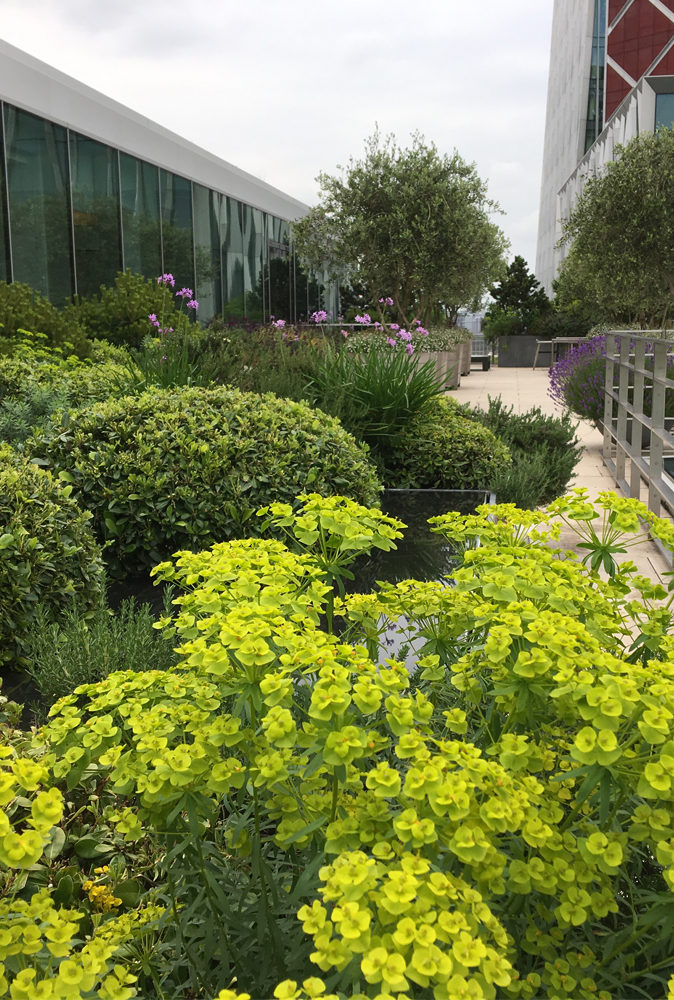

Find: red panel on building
<box><xmin>651</xmin><ymin>44</ymin><xmax>674</xmax><ymax>75</ymax></box>
<box><xmin>608</xmin><ymin>0</ymin><xmax>674</xmax><ymax>83</ymax></box>
<box><xmin>608</xmin><ymin>0</ymin><xmax>626</xmax><ymax>24</ymax></box>
<box><xmin>605</xmin><ymin>63</ymin><xmax>633</xmax><ymax>119</ymax></box>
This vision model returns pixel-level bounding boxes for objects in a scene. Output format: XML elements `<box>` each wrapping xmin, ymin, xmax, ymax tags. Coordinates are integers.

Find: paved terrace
<box><xmin>447</xmin><ymin>366</ymin><xmax>671</xmax><ymax>585</ymax></box>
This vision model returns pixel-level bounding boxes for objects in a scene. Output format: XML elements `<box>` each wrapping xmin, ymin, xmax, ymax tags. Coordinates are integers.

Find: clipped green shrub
<box><xmin>0</xmin><ymin>281</ymin><xmax>89</xmax><ymax>357</ymax></box>
<box><xmin>382</xmin><ymin>395</ymin><xmax>511</xmax><ymax>489</ymax></box>
<box><xmin>0</xmin><ymin>446</ymin><xmax>105</xmax><ymax>667</ymax></box>
<box><xmin>72</xmin><ymin>270</ymin><xmax>188</xmax><ymax>348</ymax></box>
<box><xmin>29</xmin><ymin>386</ymin><xmax>382</xmax><ymax>577</ymax></box>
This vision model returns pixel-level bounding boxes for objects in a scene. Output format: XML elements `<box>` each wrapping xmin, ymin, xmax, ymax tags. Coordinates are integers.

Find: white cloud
<box><xmin>0</xmin><ymin>0</ymin><xmax>554</xmax><ymax>266</ymax></box>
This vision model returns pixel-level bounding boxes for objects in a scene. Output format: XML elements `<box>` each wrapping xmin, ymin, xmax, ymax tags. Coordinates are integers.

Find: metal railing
<box><xmin>602</xmin><ymin>332</ymin><xmax>674</xmax><ymax>534</ymax></box>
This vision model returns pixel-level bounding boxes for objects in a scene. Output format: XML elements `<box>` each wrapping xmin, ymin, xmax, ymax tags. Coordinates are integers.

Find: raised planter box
<box><xmin>416</xmin><ymin>348</ymin><xmax>460</xmax><ymax>389</ymax></box>
<box><xmin>497</xmin><ymin>335</ymin><xmax>540</xmax><ymax>368</ymax></box>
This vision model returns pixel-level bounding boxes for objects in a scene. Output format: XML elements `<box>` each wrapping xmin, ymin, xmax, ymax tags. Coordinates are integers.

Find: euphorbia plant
<box><xmin>4</xmin><ymin>492</ymin><xmax>674</xmax><ymax>997</ymax></box>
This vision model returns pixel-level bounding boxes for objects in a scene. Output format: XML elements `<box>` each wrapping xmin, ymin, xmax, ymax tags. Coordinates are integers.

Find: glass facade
<box><xmin>3</xmin><ymin>105</ymin><xmax>73</xmax><ymax>302</ymax></box>
<box><xmin>0</xmin><ymin>99</ymin><xmax>335</xmax><ymax>321</ymax></box>
<box><xmin>584</xmin><ymin>0</ymin><xmax>607</xmax><ymax>153</ymax></box>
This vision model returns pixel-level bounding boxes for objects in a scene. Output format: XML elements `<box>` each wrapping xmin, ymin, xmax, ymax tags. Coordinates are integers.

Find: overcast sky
<box><xmin>0</xmin><ymin>0</ymin><xmax>553</xmax><ymax>273</ymax></box>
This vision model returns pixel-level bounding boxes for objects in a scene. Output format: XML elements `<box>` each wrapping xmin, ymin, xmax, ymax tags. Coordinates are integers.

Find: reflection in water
<box><xmin>348</xmin><ymin>489</ymin><xmax>493</xmax><ymax>669</ymax></box>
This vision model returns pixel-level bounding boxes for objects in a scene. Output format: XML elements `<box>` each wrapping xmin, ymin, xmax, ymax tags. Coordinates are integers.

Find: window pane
<box><xmin>0</xmin><ymin>109</ymin><xmax>11</xmax><ymax>283</ymax></box>
<box><xmin>269</xmin><ymin>216</ymin><xmax>292</xmax><ymax>321</ymax></box>
<box><xmin>243</xmin><ymin>204</ymin><xmax>264</xmax><ymax>321</ymax></box>
<box><xmin>70</xmin><ymin>133</ymin><xmax>121</xmax><ymax>297</ymax></box>
<box><xmin>120</xmin><ymin>153</ymin><xmax>161</xmax><ymax>279</ymax></box>
<box><xmin>3</xmin><ymin>104</ymin><xmax>73</xmax><ymax>302</ymax></box>
<box><xmin>221</xmin><ymin>196</ymin><xmax>244</xmax><ymax>319</ymax></box>
<box><xmin>193</xmin><ymin>183</ymin><xmax>221</xmax><ymax>322</ymax></box>
<box><xmin>160</xmin><ymin>169</ymin><xmax>194</xmax><ymax>292</ymax></box>
<box><xmin>656</xmin><ymin>93</ymin><xmax>674</xmax><ymax>130</ymax></box>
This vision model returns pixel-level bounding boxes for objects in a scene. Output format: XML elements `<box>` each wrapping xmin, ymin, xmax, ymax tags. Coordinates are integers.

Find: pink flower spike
<box><xmin>406</xmin><ymin>343</ymin><xmax>414</xmax><ymax>355</ymax></box>
<box><xmin>386</xmin><ymin>337</ymin><xmax>396</xmax><ymax>347</ymax></box>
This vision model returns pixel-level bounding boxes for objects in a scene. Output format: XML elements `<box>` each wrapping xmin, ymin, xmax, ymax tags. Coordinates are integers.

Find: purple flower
<box><xmin>398</xmin><ymin>329</ymin><xmax>413</xmax><ymax>342</ymax></box>
<box><xmin>386</xmin><ymin>337</ymin><xmax>396</xmax><ymax>347</ymax></box>
<box><xmin>355</xmin><ymin>313</ymin><xmax>372</xmax><ymax>324</ymax></box>
<box><xmin>273</xmin><ymin>318</ymin><xmax>286</xmax><ymax>328</ymax></box>
<box><xmin>157</xmin><ymin>273</ymin><xmax>175</xmax><ymax>287</ymax></box>
<box><xmin>310</xmin><ymin>309</ymin><xmax>328</xmax><ymax>323</ymax></box>
<box><xmin>148</xmin><ymin>313</ymin><xmax>161</xmax><ymax>329</ymax></box>
<box><xmin>416</xmin><ymin>325</ymin><xmax>429</xmax><ymax>337</ymax></box>
<box><xmin>378</xmin><ymin>296</ymin><xmax>394</xmax><ymax>307</ymax></box>
<box><xmin>187</xmin><ymin>300</ymin><xmax>199</xmax><ymax>310</ymax></box>
<box><xmin>390</xmin><ymin>323</ymin><xmax>400</xmax><ymax>332</ymax></box>
<box><xmin>341</xmin><ymin>329</ymin><xmax>350</xmax><ymax>337</ymax></box>
<box><xmin>405</xmin><ymin>343</ymin><xmax>414</xmax><ymax>355</ymax></box>
<box><xmin>176</xmin><ymin>287</ymin><xmax>193</xmax><ymax>299</ymax></box>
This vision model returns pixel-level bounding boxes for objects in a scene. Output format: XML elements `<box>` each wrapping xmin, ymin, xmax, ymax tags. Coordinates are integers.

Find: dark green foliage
<box><xmin>0</xmin><ymin>446</ymin><xmax>105</xmax><ymax>667</ymax></box>
<box><xmin>0</xmin><ymin>281</ymin><xmax>89</xmax><ymax>357</ymax></box>
<box><xmin>381</xmin><ymin>395</ymin><xmax>512</xmax><ymax>489</ymax></box>
<box><xmin>23</xmin><ymin>597</ymin><xmax>179</xmax><ymax>707</ymax></box>
<box><xmin>467</xmin><ymin>397</ymin><xmax>582</xmax><ymax>507</ymax></box>
<box><xmin>484</xmin><ymin>256</ymin><xmax>551</xmax><ymax>341</ymax></box>
<box><xmin>306</xmin><ymin>344</ymin><xmax>448</xmax><ymax>456</ymax></box>
<box><xmin>71</xmin><ymin>270</ymin><xmax>184</xmax><ymax>348</ymax></box>
<box><xmin>28</xmin><ymin>386</ymin><xmax>382</xmax><ymax>578</ymax></box>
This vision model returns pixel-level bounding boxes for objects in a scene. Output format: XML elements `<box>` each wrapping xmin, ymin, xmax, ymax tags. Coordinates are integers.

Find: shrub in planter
<box><xmin>0</xmin><ymin>445</ymin><xmax>105</xmax><ymax>667</ymax></box>
<box><xmin>18</xmin><ymin>492</ymin><xmax>674</xmax><ymax>999</ymax></box>
<box><xmin>382</xmin><ymin>395</ymin><xmax>511</xmax><ymax>489</ymax></box>
<box><xmin>549</xmin><ymin>333</ymin><xmax>674</xmax><ymax>427</ymax></box>
<box><xmin>71</xmin><ymin>269</ymin><xmax>188</xmax><ymax>348</ymax></box>
<box><xmin>28</xmin><ymin>386</ymin><xmax>382</xmax><ymax>577</ymax></box>
<box><xmin>0</xmin><ymin>280</ymin><xmax>89</xmax><ymax>357</ymax></box>
<box><xmin>467</xmin><ymin>397</ymin><xmax>581</xmax><ymax>506</ymax></box>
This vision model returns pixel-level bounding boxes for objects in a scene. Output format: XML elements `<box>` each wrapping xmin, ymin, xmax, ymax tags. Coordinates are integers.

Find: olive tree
<box><xmin>292</xmin><ymin>130</ymin><xmax>508</xmax><ymax>326</ymax></box>
<box><xmin>556</xmin><ymin>127</ymin><xmax>674</xmax><ymax>328</ymax></box>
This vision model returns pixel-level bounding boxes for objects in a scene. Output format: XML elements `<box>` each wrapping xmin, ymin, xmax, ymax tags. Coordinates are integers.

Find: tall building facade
<box><xmin>536</xmin><ymin>0</ymin><xmax>674</xmax><ymax>293</ymax></box>
<box><xmin>0</xmin><ymin>40</ymin><xmax>334</xmax><ymax>323</ymax></box>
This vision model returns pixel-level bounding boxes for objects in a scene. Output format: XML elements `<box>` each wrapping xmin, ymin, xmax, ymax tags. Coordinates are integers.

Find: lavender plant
<box><xmin>548</xmin><ymin>334</ymin><xmax>607</xmax><ymax>424</ymax></box>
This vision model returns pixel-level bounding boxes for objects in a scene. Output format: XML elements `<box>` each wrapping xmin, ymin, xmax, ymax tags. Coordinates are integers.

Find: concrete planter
<box><xmin>457</xmin><ymin>340</ymin><xmax>471</xmax><ymax>376</ymax></box>
<box><xmin>416</xmin><ymin>348</ymin><xmax>460</xmax><ymax>389</ymax></box>
<box><xmin>497</xmin><ymin>335</ymin><xmax>540</xmax><ymax>367</ymax></box>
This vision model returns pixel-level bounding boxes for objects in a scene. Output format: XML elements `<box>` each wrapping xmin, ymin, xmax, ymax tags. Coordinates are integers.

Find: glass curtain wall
<box><xmin>69</xmin><ymin>133</ymin><xmax>122</xmax><ymax>297</ymax></box>
<box><xmin>120</xmin><ymin>154</ymin><xmax>162</xmax><ymax>279</ymax></box>
<box><xmin>0</xmin><ymin>111</ymin><xmax>10</xmax><ymax>283</ymax></box>
<box><xmin>0</xmin><ymin>100</ymin><xmax>333</xmax><ymax>318</ymax></box>
<box><xmin>3</xmin><ymin>105</ymin><xmax>73</xmax><ymax>302</ymax></box>
<box><xmin>160</xmin><ymin>169</ymin><xmax>194</xmax><ymax>293</ymax></box>
<box><xmin>584</xmin><ymin>0</ymin><xmax>607</xmax><ymax>153</ymax></box>
<box><xmin>221</xmin><ymin>196</ymin><xmax>245</xmax><ymax>318</ymax></box>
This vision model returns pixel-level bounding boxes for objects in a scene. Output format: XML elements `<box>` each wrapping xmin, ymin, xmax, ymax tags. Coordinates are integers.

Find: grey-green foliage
<box><xmin>556</xmin><ymin>126</ymin><xmax>674</xmax><ymax>328</ymax></box>
<box><xmin>292</xmin><ymin>128</ymin><xmax>508</xmax><ymax>327</ymax></box>
<box><xmin>464</xmin><ymin>397</ymin><xmax>582</xmax><ymax>507</ymax></box>
<box><xmin>23</xmin><ymin>596</ymin><xmax>179</xmax><ymax>708</ymax></box>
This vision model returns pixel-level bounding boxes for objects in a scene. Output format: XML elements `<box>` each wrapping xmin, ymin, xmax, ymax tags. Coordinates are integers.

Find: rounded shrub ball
<box><xmin>382</xmin><ymin>396</ymin><xmax>512</xmax><ymax>489</ymax></box>
<box><xmin>0</xmin><ymin>447</ymin><xmax>105</xmax><ymax>668</ymax></box>
<box><xmin>28</xmin><ymin>386</ymin><xmax>382</xmax><ymax>577</ymax></box>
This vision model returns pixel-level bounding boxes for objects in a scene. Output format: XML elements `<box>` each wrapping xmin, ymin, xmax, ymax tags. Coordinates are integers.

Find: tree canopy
<box><xmin>555</xmin><ymin>127</ymin><xmax>674</xmax><ymax>328</ymax></box>
<box><xmin>292</xmin><ymin>130</ymin><xmax>508</xmax><ymax>326</ymax></box>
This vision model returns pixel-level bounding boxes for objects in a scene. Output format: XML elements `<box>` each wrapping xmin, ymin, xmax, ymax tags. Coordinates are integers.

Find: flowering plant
<box><xmin>549</xmin><ymin>334</ymin><xmax>674</xmax><ymax>427</ymax></box>
<box><xmin>6</xmin><ymin>492</ymin><xmax>674</xmax><ymax>997</ymax></box>
<box><xmin>126</xmin><ymin>274</ymin><xmax>204</xmax><ymax>389</ymax></box>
